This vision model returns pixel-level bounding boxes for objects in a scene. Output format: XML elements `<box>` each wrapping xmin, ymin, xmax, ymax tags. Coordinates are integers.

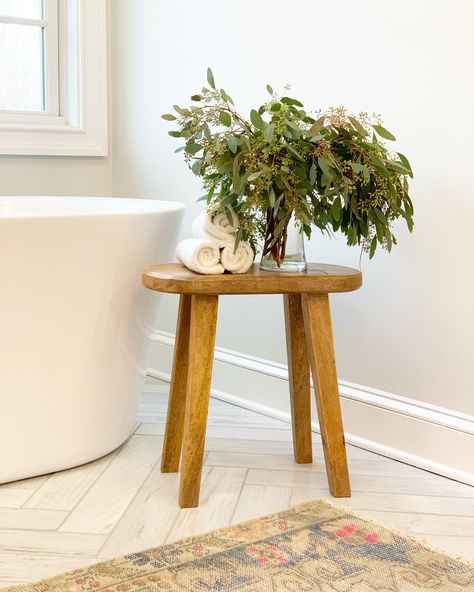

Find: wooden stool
<box><xmin>142</xmin><ymin>263</ymin><xmax>362</xmax><ymax>508</ymax></box>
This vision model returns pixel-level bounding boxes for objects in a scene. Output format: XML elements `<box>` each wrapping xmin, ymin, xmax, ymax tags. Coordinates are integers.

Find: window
<box><xmin>0</xmin><ymin>0</ymin><xmax>59</xmax><ymax>114</ymax></box>
<box><xmin>0</xmin><ymin>0</ymin><xmax>107</xmax><ymax>155</ymax></box>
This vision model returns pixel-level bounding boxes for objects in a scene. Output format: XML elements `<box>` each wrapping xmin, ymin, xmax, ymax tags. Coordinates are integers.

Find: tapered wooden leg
<box><xmin>284</xmin><ymin>294</ymin><xmax>313</xmax><ymax>464</ymax></box>
<box><xmin>179</xmin><ymin>294</ymin><xmax>218</xmax><ymax>508</ymax></box>
<box><xmin>302</xmin><ymin>293</ymin><xmax>350</xmax><ymax>497</ymax></box>
<box><xmin>161</xmin><ymin>295</ymin><xmax>192</xmax><ymax>473</ymax></box>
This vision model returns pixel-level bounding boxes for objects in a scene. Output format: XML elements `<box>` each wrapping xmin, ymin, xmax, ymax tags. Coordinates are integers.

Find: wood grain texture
<box><xmin>99</xmin><ymin>467</ymin><xmax>181</xmax><ymax>559</ymax></box>
<box><xmin>24</xmin><ymin>454</ymin><xmax>115</xmax><ymax>511</ymax></box>
<box><xmin>302</xmin><ymin>293</ymin><xmax>351</xmax><ymax>498</ymax></box>
<box><xmin>179</xmin><ymin>295</ymin><xmax>219</xmax><ymax>508</ymax></box>
<box><xmin>142</xmin><ymin>263</ymin><xmax>362</xmax><ymax>295</ymax></box>
<box><xmin>0</xmin><ymin>476</ymin><xmax>48</xmax><ymax>508</ymax></box>
<box><xmin>0</xmin><ymin>508</ymin><xmax>67</xmax><ymax>530</ymax></box>
<box><xmin>161</xmin><ymin>294</ymin><xmax>192</xmax><ymax>473</ymax></box>
<box><xmin>231</xmin><ymin>484</ymin><xmax>291</xmax><ymax>524</ymax></box>
<box><xmin>284</xmin><ymin>294</ymin><xmax>313</xmax><ymax>464</ymax></box>
<box><xmin>170</xmin><ymin>467</ymin><xmax>246</xmax><ymax>541</ymax></box>
<box><xmin>59</xmin><ymin>436</ymin><xmax>161</xmax><ymax>534</ymax></box>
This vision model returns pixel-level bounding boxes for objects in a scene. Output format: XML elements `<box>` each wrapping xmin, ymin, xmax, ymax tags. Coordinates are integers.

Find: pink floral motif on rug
<box><xmin>5</xmin><ymin>500</ymin><xmax>474</xmax><ymax>591</ymax></box>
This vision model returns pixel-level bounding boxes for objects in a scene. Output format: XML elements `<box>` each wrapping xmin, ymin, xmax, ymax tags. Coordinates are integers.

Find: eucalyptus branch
<box><xmin>163</xmin><ymin>69</ymin><xmax>414</xmax><ymax>261</ymax></box>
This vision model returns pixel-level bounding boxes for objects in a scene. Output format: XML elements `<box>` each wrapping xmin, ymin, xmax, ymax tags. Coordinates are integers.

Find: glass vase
<box><xmin>260</xmin><ymin>213</ymin><xmax>307</xmax><ymax>272</ymax></box>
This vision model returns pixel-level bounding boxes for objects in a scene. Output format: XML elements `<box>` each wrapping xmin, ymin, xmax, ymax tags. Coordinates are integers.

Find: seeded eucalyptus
<box><xmin>163</xmin><ymin>68</ymin><xmax>414</xmax><ymax>263</ymax></box>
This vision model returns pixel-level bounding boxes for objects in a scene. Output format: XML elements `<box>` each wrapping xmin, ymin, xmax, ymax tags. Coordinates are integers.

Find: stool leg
<box><xmin>302</xmin><ymin>293</ymin><xmax>351</xmax><ymax>497</ymax></box>
<box><xmin>179</xmin><ymin>294</ymin><xmax>218</xmax><ymax>508</ymax></box>
<box><xmin>284</xmin><ymin>294</ymin><xmax>313</xmax><ymax>464</ymax></box>
<box><xmin>161</xmin><ymin>294</ymin><xmax>192</xmax><ymax>473</ymax></box>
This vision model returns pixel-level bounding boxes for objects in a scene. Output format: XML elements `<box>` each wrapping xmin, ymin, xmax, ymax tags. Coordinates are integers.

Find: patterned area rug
<box><xmin>5</xmin><ymin>500</ymin><xmax>474</xmax><ymax>591</ymax></box>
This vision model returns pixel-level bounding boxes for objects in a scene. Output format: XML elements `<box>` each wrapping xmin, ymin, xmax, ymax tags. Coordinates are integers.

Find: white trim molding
<box><xmin>0</xmin><ymin>0</ymin><xmax>108</xmax><ymax>156</ymax></box>
<box><xmin>148</xmin><ymin>329</ymin><xmax>474</xmax><ymax>486</ymax></box>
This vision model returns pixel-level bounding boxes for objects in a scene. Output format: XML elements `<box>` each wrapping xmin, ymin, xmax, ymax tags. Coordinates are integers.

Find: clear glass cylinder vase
<box><xmin>260</xmin><ymin>213</ymin><xmax>307</xmax><ymax>272</ymax></box>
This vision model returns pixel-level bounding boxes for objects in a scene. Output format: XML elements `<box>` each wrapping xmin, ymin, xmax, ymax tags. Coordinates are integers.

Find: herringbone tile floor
<box><xmin>1</xmin><ymin>379</ymin><xmax>473</xmax><ymax>587</ymax></box>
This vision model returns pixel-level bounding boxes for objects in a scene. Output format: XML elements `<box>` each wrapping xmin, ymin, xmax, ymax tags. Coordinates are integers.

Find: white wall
<box><xmin>0</xmin><ymin>156</ymin><xmax>113</xmax><ymax>196</ymax></box>
<box><xmin>112</xmin><ymin>0</ymin><xmax>474</xmax><ymax>413</ymax></box>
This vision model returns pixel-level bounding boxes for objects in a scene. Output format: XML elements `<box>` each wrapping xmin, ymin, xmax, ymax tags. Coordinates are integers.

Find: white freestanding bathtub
<box><xmin>0</xmin><ymin>196</ymin><xmax>184</xmax><ymax>484</ymax></box>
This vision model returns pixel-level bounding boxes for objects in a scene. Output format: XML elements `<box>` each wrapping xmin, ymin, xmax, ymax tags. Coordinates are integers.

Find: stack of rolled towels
<box><xmin>175</xmin><ymin>210</ymin><xmax>254</xmax><ymax>275</ymax></box>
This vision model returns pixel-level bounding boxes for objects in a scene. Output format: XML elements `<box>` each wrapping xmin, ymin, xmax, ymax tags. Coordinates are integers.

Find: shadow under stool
<box><xmin>142</xmin><ymin>262</ymin><xmax>362</xmax><ymax>508</ymax></box>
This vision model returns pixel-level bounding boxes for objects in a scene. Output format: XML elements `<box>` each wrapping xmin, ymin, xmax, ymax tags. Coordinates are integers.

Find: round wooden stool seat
<box><xmin>142</xmin><ymin>262</ymin><xmax>362</xmax><ymax>508</ymax></box>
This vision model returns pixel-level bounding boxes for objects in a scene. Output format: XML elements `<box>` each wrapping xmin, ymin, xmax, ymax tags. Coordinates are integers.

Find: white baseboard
<box><xmin>148</xmin><ymin>330</ymin><xmax>474</xmax><ymax>486</ymax></box>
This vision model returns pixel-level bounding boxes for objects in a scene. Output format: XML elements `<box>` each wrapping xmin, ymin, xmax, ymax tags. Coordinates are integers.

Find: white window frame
<box><xmin>0</xmin><ymin>0</ymin><xmax>108</xmax><ymax>156</ymax></box>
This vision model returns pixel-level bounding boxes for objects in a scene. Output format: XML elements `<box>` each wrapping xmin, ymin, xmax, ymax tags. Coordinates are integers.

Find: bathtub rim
<box><xmin>0</xmin><ymin>196</ymin><xmax>186</xmax><ymax>220</ymax></box>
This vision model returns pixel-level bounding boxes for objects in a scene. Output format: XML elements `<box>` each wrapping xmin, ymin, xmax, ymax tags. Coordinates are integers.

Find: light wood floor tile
<box><xmin>0</xmin><ymin>508</ymin><xmax>67</xmax><ymax>530</ymax></box>
<box><xmin>0</xmin><ymin>529</ymin><xmax>105</xmax><ymax>555</ymax></box>
<box><xmin>99</xmin><ymin>463</ymin><xmax>180</xmax><ymax>559</ymax></box>
<box><xmin>206</xmin><ymin>452</ymin><xmax>426</xmax><ymax>478</ymax></box>
<box><xmin>0</xmin><ymin>476</ymin><xmax>49</xmax><ymax>508</ymax></box>
<box><xmin>25</xmin><ymin>453</ymin><xmax>116</xmax><ymax>511</ymax></box>
<box><xmin>289</xmin><ymin>488</ymin><xmax>474</xmax><ymax>517</ymax></box>
<box><xmin>0</xmin><ymin>552</ymin><xmax>96</xmax><ymax>586</ymax></box>
<box><xmin>231</xmin><ymin>485</ymin><xmax>291</xmax><ymax>524</ymax></box>
<box><xmin>204</xmin><ymin>437</ymin><xmax>388</xmax><ymax>462</ymax></box>
<box><xmin>165</xmin><ymin>467</ymin><xmax>247</xmax><ymax>542</ymax></box>
<box><xmin>246</xmin><ymin>469</ymin><xmax>474</xmax><ymax>498</ymax></box>
<box><xmin>360</xmin><ymin>510</ymin><xmax>474</xmax><ymax>537</ymax></box>
<box><xmin>59</xmin><ymin>435</ymin><xmax>161</xmax><ymax>535</ymax></box>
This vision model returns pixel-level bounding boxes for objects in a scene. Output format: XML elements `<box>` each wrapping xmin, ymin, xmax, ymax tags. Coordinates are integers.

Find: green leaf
<box><xmin>190</xmin><ymin>94</ymin><xmax>202</xmax><ymax>101</ymax></box>
<box><xmin>186</xmin><ymin>142</ymin><xmax>202</xmax><ymax>155</ymax></box>
<box><xmin>191</xmin><ymin>159</ymin><xmax>202</xmax><ymax>174</ymax></box>
<box><xmin>318</xmin><ymin>156</ymin><xmax>333</xmax><ymax>178</ymax></box>
<box><xmin>287</xmin><ymin>145</ymin><xmax>304</xmax><ymax>161</ymax></box>
<box><xmin>281</xmin><ymin>97</ymin><xmax>304</xmax><ymax>107</ymax></box>
<box><xmin>306</xmin><ymin>116</ymin><xmax>325</xmax><ymax>137</ymax></box>
<box><xmin>227</xmin><ymin>135</ymin><xmax>238</xmax><ymax>154</ymax></box>
<box><xmin>250</xmin><ymin>109</ymin><xmax>265</xmax><ymax>130</ymax></box>
<box><xmin>270</xmin><ymin>102</ymin><xmax>282</xmax><ymax>112</ymax></box>
<box><xmin>174</xmin><ymin>146</ymin><xmax>185</xmax><ymax>153</ymax></box>
<box><xmin>161</xmin><ymin>113</ymin><xmax>177</xmax><ymax>121</ymax></box>
<box><xmin>248</xmin><ymin>171</ymin><xmax>263</xmax><ymax>182</ymax></box>
<box><xmin>374</xmin><ymin>208</ymin><xmax>387</xmax><ymax>224</ymax></box>
<box><xmin>207</xmin><ymin>67</ymin><xmax>216</xmax><ymax>89</ymax></box>
<box><xmin>220</xmin><ymin>89</ymin><xmax>234</xmax><ymax>105</ymax></box>
<box><xmin>219</xmin><ymin>111</ymin><xmax>232</xmax><ymax>126</ymax></box>
<box><xmin>397</xmin><ymin>152</ymin><xmax>413</xmax><ymax>178</ymax></box>
<box><xmin>348</xmin><ymin>116</ymin><xmax>368</xmax><ymax>136</ymax></box>
<box><xmin>268</xmin><ymin>187</ymin><xmax>276</xmax><ymax>207</ymax></box>
<box><xmin>173</xmin><ymin>105</ymin><xmax>189</xmax><ymax>115</ymax></box>
<box><xmin>309</xmin><ymin>162</ymin><xmax>317</xmax><ymax>185</ymax></box>
<box><xmin>350</xmin><ymin>162</ymin><xmax>370</xmax><ymax>181</ymax></box>
<box><xmin>331</xmin><ymin>197</ymin><xmax>342</xmax><ymax>221</ymax></box>
<box><xmin>168</xmin><ymin>131</ymin><xmax>182</xmax><ymax>138</ymax></box>
<box><xmin>373</xmin><ymin>124</ymin><xmax>396</xmax><ymax>141</ymax></box>
<box><xmin>225</xmin><ymin>207</ymin><xmax>235</xmax><ymax>227</ymax></box>
<box><xmin>197</xmin><ymin>194</ymin><xmax>208</xmax><ymax>202</ymax></box>
<box><xmin>369</xmin><ymin>236</ymin><xmax>377</xmax><ymax>259</ymax></box>
<box><xmin>266</xmin><ymin>84</ymin><xmax>274</xmax><ymax>95</ymax></box>
<box><xmin>232</xmin><ymin>152</ymin><xmax>244</xmax><ymax>194</ymax></box>
<box><xmin>264</xmin><ymin>124</ymin><xmax>274</xmax><ymax>142</ymax></box>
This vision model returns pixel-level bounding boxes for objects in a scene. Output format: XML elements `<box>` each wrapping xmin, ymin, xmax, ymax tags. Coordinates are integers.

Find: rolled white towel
<box><xmin>192</xmin><ymin>210</ymin><xmax>238</xmax><ymax>247</ymax></box>
<box><xmin>176</xmin><ymin>238</ymin><xmax>224</xmax><ymax>275</ymax></box>
<box><xmin>221</xmin><ymin>241</ymin><xmax>254</xmax><ymax>274</ymax></box>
